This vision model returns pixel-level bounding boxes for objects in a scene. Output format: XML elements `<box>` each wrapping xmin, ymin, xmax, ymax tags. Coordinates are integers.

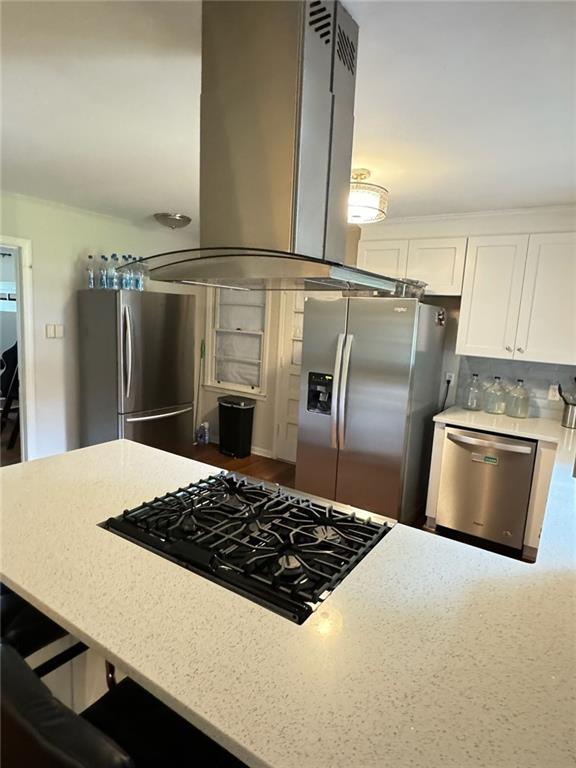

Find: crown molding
<box><xmin>382</xmin><ymin>204</ymin><xmax>576</xmax><ymax>225</ymax></box>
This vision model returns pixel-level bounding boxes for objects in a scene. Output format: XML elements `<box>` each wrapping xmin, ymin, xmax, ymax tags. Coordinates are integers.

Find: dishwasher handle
<box><xmin>447</xmin><ymin>431</ymin><xmax>533</xmax><ymax>455</ymax></box>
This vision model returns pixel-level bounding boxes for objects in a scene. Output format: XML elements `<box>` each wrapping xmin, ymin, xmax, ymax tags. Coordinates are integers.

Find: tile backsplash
<box><xmin>456</xmin><ymin>357</ymin><xmax>576</xmax><ymax>419</ymax></box>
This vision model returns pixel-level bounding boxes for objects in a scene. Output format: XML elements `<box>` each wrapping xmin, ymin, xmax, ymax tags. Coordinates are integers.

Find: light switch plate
<box><xmin>54</xmin><ymin>324</ymin><xmax>64</xmax><ymax>338</ymax></box>
<box><xmin>45</xmin><ymin>323</ymin><xmax>55</xmax><ymax>339</ymax></box>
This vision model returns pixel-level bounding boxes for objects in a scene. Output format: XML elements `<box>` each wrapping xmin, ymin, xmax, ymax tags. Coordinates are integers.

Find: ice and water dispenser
<box><xmin>306</xmin><ymin>373</ymin><xmax>334</xmax><ymax>415</ymax></box>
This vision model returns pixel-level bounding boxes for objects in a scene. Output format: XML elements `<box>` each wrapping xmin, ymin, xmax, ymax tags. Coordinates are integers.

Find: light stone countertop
<box><xmin>434</xmin><ymin>405</ymin><xmax>568</xmax><ymax>444</ymax></box>
<box><xmin>1</xmin><ymin>440</ymin><xmax>575</xmax><ymax>768</ymax></box>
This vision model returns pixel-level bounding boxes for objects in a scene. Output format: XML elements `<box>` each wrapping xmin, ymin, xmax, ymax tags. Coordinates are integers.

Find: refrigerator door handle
<box><xmin>125</xmin><ymin>406</ymin><xmax>193</xmax><ymax>423</ymax></box>
<box><xmin>123</xmin><ymin>305</ymin><xmax>133</xmax><ymax>400</ymax></box>
<box><xmin>330</xmin><ymin>333</ymin><xmax>346</xmax><ymax>448</ymax></box>
<box><xmin>447</xmin><ymin>431</ymin><xmax>533</xmax><ymax>455</ymax></box>
<box><xmin>338</xmin><ymin>334</ymin><xmax>354</xmax><ymax>449</ymax></box>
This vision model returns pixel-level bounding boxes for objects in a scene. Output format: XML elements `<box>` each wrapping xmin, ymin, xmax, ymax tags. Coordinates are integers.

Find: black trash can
<box><xmin>218</xmin><ymin>396</ymin><xmax>256</xmax><ymax>458</ymax></box>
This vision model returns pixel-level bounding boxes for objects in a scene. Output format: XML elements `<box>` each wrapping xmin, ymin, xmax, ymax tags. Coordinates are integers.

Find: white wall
<box><xmin>0</xmin><ymin>192</ymin><xmax>199</xmax><ymax>459</ymax></box>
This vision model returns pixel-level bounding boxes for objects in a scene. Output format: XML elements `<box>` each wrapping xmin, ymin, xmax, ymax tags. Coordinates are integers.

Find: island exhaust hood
<box><xmin>144</xmin><ymin>1</ymin><xmax>423</xmax><ymax>295</ymax></box>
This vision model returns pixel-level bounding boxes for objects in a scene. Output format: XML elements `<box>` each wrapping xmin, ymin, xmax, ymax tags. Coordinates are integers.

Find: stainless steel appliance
<box><xmin>78</xmin><ymin>290</ymin><xmax>195</xmax><ymax>455</ymax></box>
<box><xmin>295</xmin><ymin>296</ymin><xmax>445</xmax><ymax>523</ymax></box>
<box><xmin>101</xmin><ymin>472</ymin><xmax>394</xmax><ymax>624</ymax></box>
<box><xmin>131</xmin><ymin>1</ymin><xmax>423</xmax><ymax>297</ymax></box>
<box><xmin>436</xmin><ymin>427</ymin><xmax>536</xmax><ymax>548</ymax></box>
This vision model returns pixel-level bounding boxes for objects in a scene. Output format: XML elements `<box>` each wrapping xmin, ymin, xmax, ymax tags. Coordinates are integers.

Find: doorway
<box><xmin>273</xmin><ymin>291</ymin><xmax>304</xmax><ymax>463</ymax></box>
<box><xmin>0</xmin><ymin>237</ymin><xmax>35</xmax><ymax>464</ymax></box>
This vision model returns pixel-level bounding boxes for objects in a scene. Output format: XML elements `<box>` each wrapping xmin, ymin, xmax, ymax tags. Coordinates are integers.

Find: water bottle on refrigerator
<box><xmin>98</xmin><ymin>255</ymin><xmax>109</xmax><ymax>289</ymax></box>
<box><xmin>86</xmin><ymin>254</ymin><xmax>95</xmax><ymax>289</ymax></box>
<box><xmin>108</xmin><ymin>254</ymin><xmax>120</xmax><ymax>290</ymax></box>
<box><xmin>120</xmin><ymin>255</ymin><xmax>132</xmax><ymax>290</ymax></box>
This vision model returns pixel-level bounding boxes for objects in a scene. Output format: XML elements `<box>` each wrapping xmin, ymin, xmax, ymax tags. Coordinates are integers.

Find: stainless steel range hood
<box><xmin>144</xmin><ymin>1</ymin><xmax>423</xmax><ymax>296</ymax></box>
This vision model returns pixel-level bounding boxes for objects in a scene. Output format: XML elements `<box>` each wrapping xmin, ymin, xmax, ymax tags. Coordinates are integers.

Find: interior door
<box><xmin>514</xmin><ymin>232</ymin><xmax>576</xmax><ymax>365</ymax></box>
<box><xmin>119</xmin><ymin>291</ymin><xmax>195</xmax><ymax>415</ymax></box>
<box><xmin>121</xmin><ymin>404</ymin><xmax>195</xmax><ymax>457</ymax></box>
<box><xmin>294</xmin><ymin>295</ymin><xmax>348</xmax><ymax>500</ymax></box>
<box><xmin>274</xmin><ymin>291</ymin><xmax>304</xmax><ymax>463</ymax></box>
<box><xmin>334</xmin><ymin>298</ymin><xmax>417</xmax><ymax>518</ymax></box>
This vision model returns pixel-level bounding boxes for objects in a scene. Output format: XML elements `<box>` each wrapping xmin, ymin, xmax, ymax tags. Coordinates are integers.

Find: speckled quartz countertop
<box><xmin>434</xmin><ymin>405</ymin><xmax>566</xmax><ymax>444</ymax></box>
<box><xmin>1</xmin><ymin>440</ymin><xmax>575</xmax><ymax>768</ymax></box>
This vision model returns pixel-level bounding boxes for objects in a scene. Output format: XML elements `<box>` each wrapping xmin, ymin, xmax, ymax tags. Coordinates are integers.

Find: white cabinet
<box><xmin>359</xmin><ymin>240</ymin><xmax>407</xmax><ymax>278</ymax></box>
<box><xmin>406</xmin><ymin>237</ymin><xmax>467</xmax><ymax>294</ymax></box>
<box><xmin>359</xmin><ymin>237</ymin><xmax>467</xmax><ymax>295</ymax></box>
<box><xmin>515</xmin><ymin>233</ymin><xmax>576</xmax><ymax>365</ymax></box>
<box><xmin>456</xmin><ymin>232</ymin><xmax>576</xmax><ymax>364</ymax></box>
<box><xmin>456</xmin><ymin>235</ymin><xmax>528</xmax><ymax>359</ymax></box>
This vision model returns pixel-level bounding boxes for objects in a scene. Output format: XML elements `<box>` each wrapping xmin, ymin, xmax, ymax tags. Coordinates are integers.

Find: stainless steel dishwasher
<box><xmin>436</xmin><ymin>427</ymin><xmax>536</xmax><ymax>548</ymax></box>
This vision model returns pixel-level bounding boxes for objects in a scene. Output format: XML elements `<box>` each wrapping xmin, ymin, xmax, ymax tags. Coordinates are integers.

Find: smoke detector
<box><xmin>154</xmin><ymin>213</ymin><xmax>192</xmax><ymax>229</ymax></box>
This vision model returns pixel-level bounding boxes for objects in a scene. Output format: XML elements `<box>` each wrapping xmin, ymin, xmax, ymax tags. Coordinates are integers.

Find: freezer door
<box><xmin>119</xmin><ymin>291</ymin><xmax>195</xmax><ymax>414</ymax></box>
<box><xmin>120</xmin><ymin>404</ymin><xmax>195</xmax><ymax>456</ymax></box>
<box><xmin>334</xmin><ymin>298</ymin><xmax>418</xmax><ymax>517</ymax></box>
<box><xmin>436</xmin><ymin>427</ymin><xmax>536</xmax><ymax>548</ymax></box>
<box><xmin>295</xmin><ymin>295</ymin><xmax>348</xmax><ymax>500</ymax></box>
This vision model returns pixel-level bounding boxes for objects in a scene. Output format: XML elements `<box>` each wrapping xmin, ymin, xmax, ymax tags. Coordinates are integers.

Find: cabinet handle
<box><xmin>517</xmin><ymin>347</ymin><xmax>525</xmax><ymax>353</ymax></box>
<box><xmin>505</xmin><ymin>345</ymin><xmax>513</xmax><ymax>352</ymax></box>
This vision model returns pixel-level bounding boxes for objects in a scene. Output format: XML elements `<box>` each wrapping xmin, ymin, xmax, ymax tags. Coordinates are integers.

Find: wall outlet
<box><xmin>548</xmin><ymin>383</ymin><xmax>561</xmax><ymax>401</ymax></box>
<box><xmin>445</xmin><ymin>372</ymin><xmax>455</xmax><ymax>382</ymax></box>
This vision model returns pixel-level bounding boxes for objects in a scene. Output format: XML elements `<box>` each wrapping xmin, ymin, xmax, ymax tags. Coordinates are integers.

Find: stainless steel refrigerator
<box><xmin>295</xmin><ymin>296</ymin><xmax>445</xmax><ymax>524</ymax></box>
<box><xmin>78</xmin><ymin>290</ymin><xmax>195</xmax><ymax>456</ymax></box>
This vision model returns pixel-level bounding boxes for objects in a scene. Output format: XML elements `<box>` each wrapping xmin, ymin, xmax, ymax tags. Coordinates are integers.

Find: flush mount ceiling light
<box><xmin>347</xmin><ymin>169</ymin><xmax>389</xmax><ymax>224</ymax></box>
<box><xmin>154</xmin><ymin>213</ymin><xmax>192</xmax><ymax>229</ymax></box>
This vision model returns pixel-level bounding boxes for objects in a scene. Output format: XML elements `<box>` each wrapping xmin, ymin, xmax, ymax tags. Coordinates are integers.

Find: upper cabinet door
<box><xmin>358</xmin><ymin>240</ymin><xmax>408</xmax><ymax>278</ymax></box>
<box><xmin>406</xmin><ymin>237</ymin><xmax>467</xmax><ymax>295</ymax></box>
<box><xmin>514</xmin><ymin>233</ymin><xmax>576</xmax><ymax>365</ymax></box>
<box><xmin>456</xmin><ymin>235</ymin><xmax>529</xmax><ymax>359</ymax></box>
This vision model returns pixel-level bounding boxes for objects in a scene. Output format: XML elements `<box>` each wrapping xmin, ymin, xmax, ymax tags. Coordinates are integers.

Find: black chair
<box><xmin>1</xmin><ymin>642</ymin><xmax>247</xmax><ymax>768</ymax></box>
<box><xmin>1</xmin><ymin>583</ymin><xmax>68</xmax><ymax>659</ymax></box>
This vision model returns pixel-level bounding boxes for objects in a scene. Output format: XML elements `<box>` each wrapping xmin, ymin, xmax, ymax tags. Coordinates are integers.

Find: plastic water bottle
<box><xmin>137</xmin><ymin>257</ymin><xmax>148</xmax><ymax>291</ymax></box>
<box><xmin>98</xmin><ymin>255</ymin><xmax>109</xmax><ymax>289</ymax></box>
<box><xmin>129</xmin><ymin>256</ymin><xmax>139</xmax><ymax>290</ymax></box>
<box><xmin>120</xmin><ymin>255</ymin><xmax>132</xmax><ymax>290</ymax></box>
<box><xmin>86</xmin><ymin>254</ymin><xmax>95</xmax><ymax>289</ymax></box>
<box><xmin>108</xmin><ymin>254</ymin><xmax>120</xmax><ymax>290</ymax></box>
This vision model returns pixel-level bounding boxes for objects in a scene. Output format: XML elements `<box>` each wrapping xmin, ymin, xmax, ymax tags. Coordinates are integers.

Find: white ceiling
<box><xmin>1</xmin><ymin>1</ymin><xmax>574</xmax><ymax>222</ymax></box>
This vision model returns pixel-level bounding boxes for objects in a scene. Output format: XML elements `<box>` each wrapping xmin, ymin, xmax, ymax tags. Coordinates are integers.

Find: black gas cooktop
<box><xmin>101</xmin><ymin>473</ymin><xmax>393</xmax><ymax>624</ymax></box>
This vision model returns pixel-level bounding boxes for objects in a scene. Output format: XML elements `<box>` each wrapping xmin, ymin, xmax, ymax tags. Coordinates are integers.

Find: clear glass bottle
<box><xmin>484</xmin><ymin>376</ymin><xmax>507</xmax><ymax>414</ymax></box>
<box><xmin>98</xmin><ymin>255</ymin><xmax>108</xmax><ymax>289</ymax></box>
<box><xmin>506</xmin><ymin>379</ymin><xmax>529</xmax><ymax>419</ymax></box>
<box><xmin>463</xmin><ymin>373</ymin><xmax>483</xmax><ymax>411</ymax></box>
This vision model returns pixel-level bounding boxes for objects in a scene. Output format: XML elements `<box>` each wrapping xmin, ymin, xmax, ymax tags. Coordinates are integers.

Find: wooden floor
<box><xmin>185</xmin><ymin>443</ymin><xmax>295</xmax><ymax>488</ymax></box>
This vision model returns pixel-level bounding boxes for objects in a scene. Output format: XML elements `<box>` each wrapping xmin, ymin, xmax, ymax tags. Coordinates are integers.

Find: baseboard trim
<box><xmin>252</xmin><ymin>446</ymin><xmax>274</xmax><ymax>459</ymax></box>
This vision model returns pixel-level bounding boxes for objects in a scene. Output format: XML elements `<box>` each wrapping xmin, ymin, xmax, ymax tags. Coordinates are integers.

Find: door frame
<box><xmin>1</xmin><ymin>235</ymin><xmax>36</xmax><ymax>460</ymax></box>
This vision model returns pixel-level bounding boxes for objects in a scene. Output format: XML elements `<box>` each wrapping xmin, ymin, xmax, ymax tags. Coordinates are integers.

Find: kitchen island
<box><xmin>1</xmin><ymin>440</ymin><xmax>575</xmax><ymax>768</ymax></box>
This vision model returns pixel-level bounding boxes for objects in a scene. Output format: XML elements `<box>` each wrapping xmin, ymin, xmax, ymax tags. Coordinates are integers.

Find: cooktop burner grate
<box><xmin>101</xmin><ymin>473</ymin><xmax>393</xmax><ymax>624</ymax></box>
